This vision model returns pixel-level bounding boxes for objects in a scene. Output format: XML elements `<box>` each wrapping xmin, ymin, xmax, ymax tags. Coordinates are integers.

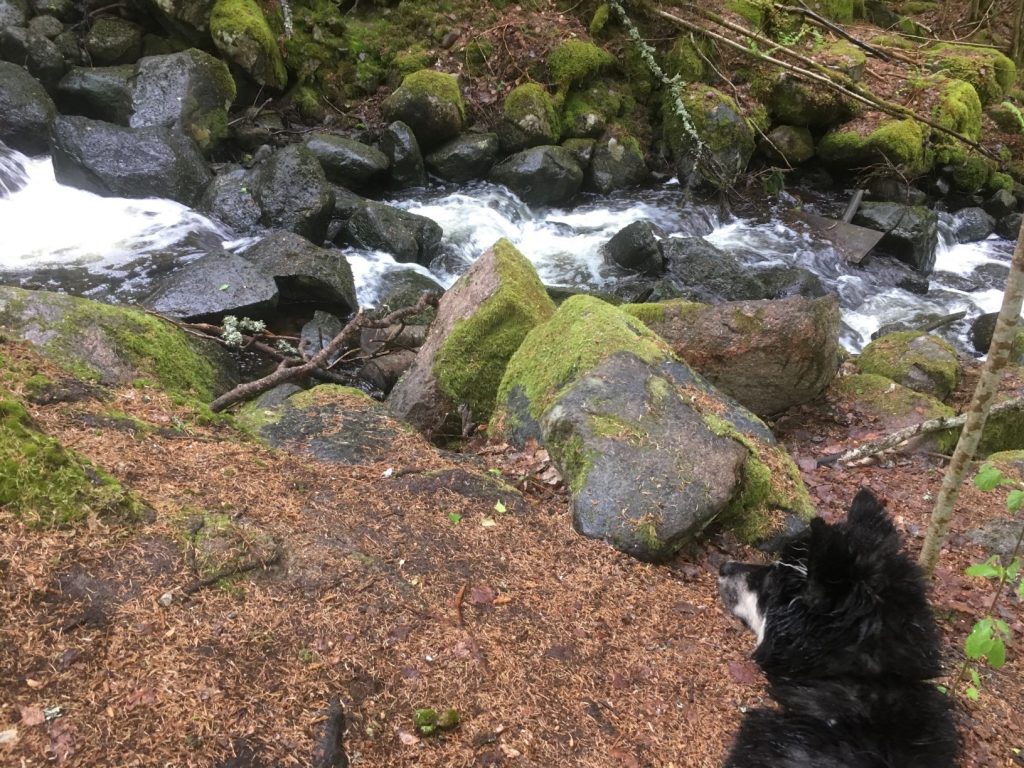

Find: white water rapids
<box><xmin>0</xmin><ymin>150</ymin><xmax>1013</xmax><ymax>352</ymax></box>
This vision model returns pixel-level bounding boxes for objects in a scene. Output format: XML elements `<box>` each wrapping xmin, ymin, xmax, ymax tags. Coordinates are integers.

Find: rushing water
<box><xmin>0</xmin><ymin>148</ymin><xmax>1014</xmax><ymax>352</ymax></box>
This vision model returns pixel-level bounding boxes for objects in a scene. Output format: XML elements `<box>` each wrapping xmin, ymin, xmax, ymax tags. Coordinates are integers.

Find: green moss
<box><xmin>979</xmin><ymin>403</ymin><xmax>1024</xmax><ymax>456</ymax></box>
<box><xmin>666</xmin><ymin>33</ymin><xmax>710</xmax><ymax>83</ymax></box>
<box><xmin>927</xmin><ymin>44</ymin><xmax>1017</xmax><ymax>105</ymax></box>
<box><xmin>210</xmin><ymin>0</ymin><xmax>288</xmax><ymax>89</ymax></box>
<box><xmin>550</xmin><ymin>431</ymin><xmax>595</xmax><ymax>495</ymax></box>
<box><xmin>495</xmin><ymin>295</ymin><xmax>673</xmax><ymax>427</ymax></box>
<box><xmin>463</xmin><ymin>39</ymin><xmax>495</xmax><ymax>76</ymax></box>
<box><xmin>290</xmin><ymin>384</ymin><xmax>371</xmax><ymax>408</ymax></box>
<box><xmin>818</xmin><ymin>118</ymin><xmax>931</xmax><ymax>173</ymax></box>
<box><xmin>870</xmin><ymin>33</ymin><xmax>913</xmax><ymax>49</ymax></box>
<box><xmin>620</xmin><ymin>300</ymin><xmax>707</xmax><ymax>327</ymax></box>
<box><xmin>987</xmin><ymin>101</ymin><xmax>1024</xmax><ymax>134</ymax></box>
<box><xmin>588</xmin><ymin>413</ymin><xmax>645</xmax><ymax>443</ymax></box>
<box><xmin>934</xmin><ymin>144</ymin><xmax>994</xmax><ymax>193</ymax></box>
<box><xmin>930</xmin><ymin>75</ymin><xmax>982</xmax><ymax>141</ymax></box>
<box><xmin>726</xmin><ymin>0</ymin><xmax>770</xmax><ymax>26</ymax></box>
<box><xmin>818</xmin><ymin>0</ymin><xmax>855</xmax><ymax>23</ymax></box>
<box><xmin>290</xmin><ymin>84</ymin><xmax>324</xmax><ymax>121</ymax></box>
<box><xmin>589</xmin><ymin>4</ymin><xmax>611</xmax><ymax>37</ymax></box>
<box><xmin>547</xmin><ymin>39</ymin><xmax>615</xmax><ymax>92</ymax></box>
<box><xmin>632</xmin><ymin>516</ymin><xmax>668</xmax><ymax>556</ymax></box>
<box><xmin>392</xmin><ymin>44</ymin><xmax>435</xmax><ymax>80</ymax></box>
<box><xmin>664</xmin><ymin>83</ymin><xmax>756</xmax><ymax>185</ymax></box>
<box><xmin>0</xmin><ymin>393</ymin><xmax>143</xmax><ymax>527</ymax></box>
<box><xmin>397</xmin><ymin>69</ymin><xmax>465</xmax><ymax>121</ymax></box>
<box><xmin>433</xmin><ymin>240</ymin><xmax>556</xmax><ymax>424</ymax></box>
<box><xmin>987</xmin><ymin>171</ymin><xmax>1015</xmax><ymax>194</ymax></box>
<box><xmin>858</xmin><ymin>331</ymin><xmax>960</xmax><ymax>398</ymax></box>
<box><xmin>22</xmin><ymin>374</ymin><xmax>52</xmax><ymax>400</ymax></box>
<box><xmin>503</xmin><ymin>82</ymin><xmax>561</xmax><ymax>139</ymax></box>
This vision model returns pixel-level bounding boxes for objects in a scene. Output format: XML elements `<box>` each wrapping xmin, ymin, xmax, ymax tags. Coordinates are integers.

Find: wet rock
<box><xmin>209</xmin><ymin>0</ymin><xmax>287</xmax><ymax>89</ymax></box>
<box><xmin>1</xmin><ymin>26</ymin><xmax>65</xmax><ymax>87</ymax></box>
<box><xmin>602</xmin><ymin>219</ymin><xmax>664</xmax><ymax>276</ymax></box>
<box><xmin>659</xmin><ymin>237</ymin><xmax>768</xmax><ymax>303</ymax></box>
<box><xmin>251</xmin><ymin>144</ymin><xmax>334</xmax><ymax>243</ymax></box>
<box><xmin>241</xmin><ymin>230</ymin><xmax>356</xmax><ymax>312</ymax></box>
<box><xmin>488</xmin><ymin>144</ymin><xmax>583</xmax><ymax>206</ymax></box>
<box><xmin>623</xmin><ymin>296</ymin><xmax>842</xmax><ymax>418</ymax></box>
<box><xmin>857</xmin><ymin>331</ymin><xmax>961</xmax><ymax>400</ymax></box>
<box><xmin>358</xmin><ymin>349</ymin><xmax>417</xmax><ymax>395</ymax></box>
<box><xmin>0</xmin><ymin>0</ymin><xmax>28</xmax><ymax>27</ymax></box>
<box><xmin>85</xmin><ymin>17</ymin><xmax>142</xmax><ymax>65</ymax></box>
<box><xmin>382</xmin><ymin>69</ymin><xmax>464</xmax><ymax>150</ymax></box>
<box><xmin>497</xmin><ymin>82</ymin><xmax>559</xmax><ymax>153</ymax></box>
<box><xmin>345</xmin><ymin>201</ymin><xmax>442</xmax><ymax>266</ymax></box>
<box><xmin>143</xmin><ymin>251</ymin><xmax>278</xmax><ymax>322</ymax></box>
<box><xmin>664</xmin><ymin>84</ymin><xmax>755</xmax><ymax>190</ymax></box>
<box><xmin>754</xmin><ymin>265</ymin><xmax>828</xmax><ymax>299</ymax></box>
<box><xmin>388</xmin><ymin>239</ymin><xmax>555</xmax><ymax>438</ymax></box>
<box><xmin>585</xmin><ymin>134</ymin><xmax>648</xmax><ymax>194</ymax></box>
<box><xmin>198</xmin><ymin>166</ymin><xmax>261</xmax><ymax>234</ymax></box>
<box><xmin>51</xmin><ymin>115</ymin><xmax>211</xmax><ymax>205</ymax></box>
<box><xmin>758</xmin><ymin>125</ymin><xmax>814</xmax><ymax>166</ymax></box>
<box><xmin>300</xmin><ymin>311</ymin><xmax>344</xmax><ymax>363</ymax></box>
<box><xmin>28</xmin><ymin>14</ymin><xmax>63</xmax><ymax>38</ymax></box>
<box><xmin>0</xmin><ymin>60</ymin><xmax>57</xmax><ymax>154</ymax></box>
<box><xmin>379</xmin><ymin>120</ymin><xmax>426</xmax><ymax>189</ymax></box>
<box><xmin>984</xmin><ymin>188</ymin><xmax>1017</xmax><ymax>218</ymax></box>
<box><xmin>995</xmin><ymin>212</ymin><xmax>1022</xmax><ymax>240</ymax></box>
<box><xmin>951</xmin><ymin>206</ymin><xmax>995</xmax><ymax>243</ymax></box>
<box><xmin>55</xmin><ymin>65</ymin><xmax>134</xmax><ymax>124</ymax></box>
<box><xmin>304</xmin><ymin>132</ymin><xmax>389</xmax><ymax>191</ymax></box>
<box><xmin>425</xmin><ymin>132</ymin><xmax>499</xmax><ymax>183</ymax></box>
<box><xmin>374</xmin><ymin>268</ymin><xmax>443</xmax><ymax>323</ymax></box>
<box><xmin>853</xmin><ymin>202</ymin><xmax>939</xmax><ymax>274</ymax></box>
<box><xmin>865</xmin><ymin>176</ymin><xmax>929</xmax><ymax>205</ymax></box>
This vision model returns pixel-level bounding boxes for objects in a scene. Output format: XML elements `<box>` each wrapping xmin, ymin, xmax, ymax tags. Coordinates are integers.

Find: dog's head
<box><xmin>718</xmin><ymin>489</ymin><xmax>942</xmax><ymax>681</ymax></box>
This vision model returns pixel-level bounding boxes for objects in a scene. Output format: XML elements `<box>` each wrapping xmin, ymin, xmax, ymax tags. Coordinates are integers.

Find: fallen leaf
<box><xmin>25</xmin><ymin>678</ymin><xmax>43</xmax><ymax>689</ymax></box>
<box><xmin>609</xmin><ymin>746</ymin><xmax>640</xmax><ymax>768</ymax></box>
<box><xmin>493</xmin><ymin>594</ymin><xmax>512</xmax><ymax>605</ymax></box>
<box><xmin>480</xmin><ymin>517</ymin><xmax>497</xmax><ymax>528</ymax></box>
<box><xmin>797</xmin><ymin>457</ymin><xmax>818</xmax><ymax>472</ymax></box>
<box><xmin>125</xmin><ymin>688</ymin><xmax>155</xmax><ymax>710</ymax></box>
<box><xmin>0</xmin><ymin>728</ymin><xmax>17</xmax><ymax>747</ymax></box>
<box><xmin>728</xmin><ymin>660</ymin><xmax>760</xmax><ymax>685</ymax></box>
<box><xmin>20</xmin><ymin>707</ymin><xmax>44</xmax><ymax>727</ymax></box>
<box><xmin>48</xmin><ymin>717</ymin><xmax>74</xmax><ymax>763</ymax></box>
<box><xmin>398</xmin><ymin>730</ymin><xmax>420</xmax><ymax>746</ymax></box>
<box><xmin>470</xmin><ymin>584</ymin><xmax>496</xmax><ymax>605</ymax></box>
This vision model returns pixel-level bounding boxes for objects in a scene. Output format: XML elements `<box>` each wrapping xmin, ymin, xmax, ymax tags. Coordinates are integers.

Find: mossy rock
<box><xmin>664</xmin><ymin>83</ymin><xmax>755</xmax><ymax>189</ymax></box>
<box><xmin>819</xmin><ymin>39</ymin><xmax>866</xmax><ymax>80</ymax></box>
<box><xmin>665</xmin><ymin>33</ymin><xmax>711</xmax><ymax>84</ymax></box>
<box><xmin>0</xmin><ymin>286</ymin><xmax>233</xmax><ymax>400</ymax></box>
<box><xmin>388</xmin><ymin>240</ymin><xmax>555</xmax><ymax>437</ymax></box>
<box><xmin>210</xmin><ymin>0</ymin><xmax>288</xmax><ymax>90</ymax></box>
<box><xmin>977</xmin><ymin>398</ymin><xmax>1024</xmax><ymax>456</ymax></box>
<box><xmin>987</xmin><ymin>102</ymin><xmax>1024</xmax><ymax>134</ymax></box>
<box><xmin>281</xmin><ymin>0</ymin><xmax>349</xmax><ymax>97</ymax></box>
<box><xmin>382</xmin><ymin>69</ymin><xmax>465</xmax><ymax>150</ymax></box>
<box><xmin>176</xmin><ymin>511</ymin><xmax>279</xmax><ymax>581</ymax></box>
<box><xmin>857</xmin><ymin>331</ymin><xmax>961</xmax><ymax>401</ymax></box>
<box><xmin>928</xmin><ymin>74</ymin><xmax>983</xmax><ymax>141</ymax></box>
<box><xmin>829</xmin><ymin>373</ymin><xmax>959</xmax><ymax>454</ymax></box>
<box><xmin>817</xmin><ymin>117</ymin><xmax>931</xmax><ymax>174</ymax></box>
<box><xmin>560</xmin><ymin>80</ymin><xmax>628</xmax><ymax>140</ymax></box>
<box><xmin>935</xmin><ymin>144</ymin><xmax>996</xmax><ymax>194</ymax></box>
<box><xmin>0</xmin><ymin>391</ymin><xmax>144</xmax><ymax>527</ymax></box>
<box><xmin>926</xmin><ymin>44</ymin><xmax>1016</xmax><ymax>106</ymax></box>
<box><xmin>547</xmin><ymin>39</ymin><xmax>615</xmax><ymax>92</ymax></box>
<box><xmin>498</xmin><ymin>82</ymin><xmax>561</xmax><ymax>152</ymax></box>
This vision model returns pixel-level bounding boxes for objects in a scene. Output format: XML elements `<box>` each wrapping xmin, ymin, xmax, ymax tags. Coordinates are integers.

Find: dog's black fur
<box><xmin>718</xmin><ymin>489</ymin><xmax>957</xmax><ymax>767</ymax></box>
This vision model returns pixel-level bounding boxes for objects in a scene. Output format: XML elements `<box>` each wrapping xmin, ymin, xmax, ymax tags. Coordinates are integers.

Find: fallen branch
<box><xmin>312</xmin><ymin>695</ymin><xmax>348</xmax><ymax>768</ymax></box>
<box><xmin>452</xmin><ymin>582</ymin><xmax>467</xmax><ymax>627</ymax></box>
<box><xmin>828</xmin><ymin>396</ymin><xmax>1024</xmax><ymax>466</ymax></box>
<box><xmin>210</xmin><ymin>291</ymin><xmax>439</xmax><ymax>413</ymax></box>
<box><xmin>181</xmin><ymin>545</ymin><xmax>283</xmax><ymax>596</ymax></box>
<box><xmin>778</xmin><ymin>2</ymin><xmax>892</xmax><ymax>62</ymax></box>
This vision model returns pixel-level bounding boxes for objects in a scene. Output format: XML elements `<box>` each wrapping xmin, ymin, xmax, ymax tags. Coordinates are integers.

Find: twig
<box><xmin>210</xmin><ymin>292</ymin><xmax>439</xmax><ymax>412</ymax></box>
<box><xmin>452</xmin><ymin>582</ymin><xmax>467</xmax><ymax>627</ymax></box>
<box><xmin>779</xmin><ymin>2</ymin><xmax>891</xmax><ymax>61</ymax></box>
<box><xmin>181</xmin><ymin>545</ymin><xmax>283</xmax><ymax>596</ymax></box>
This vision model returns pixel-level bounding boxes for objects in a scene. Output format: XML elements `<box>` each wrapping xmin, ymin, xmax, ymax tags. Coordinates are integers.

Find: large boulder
<box><xmin>0</xmin><ymin>0</ymin><xmax>28</xmax><ymax>28</ymax></box>
<box><xmin>198</xmin><ymin>165</ymin><xmax>261</xmax><ymax>234</ymax></box>
<box><xmin>1</xmin><ymin>26</ymin><xmax>65</xmax><ymax>87</ymax></box>
<box><xmin>209</xmin><ymin>0</ymin><xmax>287</xmax><ymax>89</ymax></box>
<box><xmin>857</xmin><ymin>331</ymin><xmax>962</xmax><ymax>401</ymax></box>
<box><xmin>488</xmin><ymin>145</ymin><xmax>583</xmax><ymax>206</ymax></box>
<box><xmin>497</xmin><ymin>82</ymin><xmax>560</xmax><ymax>153</ymax></box>
<box><xmin>382</xmin><ymin>69</ymin><xmax>464</xmax><ymax>151</ymax></box>
<box><xmin>951</xmin><ymin>206</ymin><xmax>996</xmax><ymax>243</ymax></box>
<box><xmin>658</xmin><ymin>237</ymin><xmax>767</xmax><ymax>302</ymax></box>
<box><xmin>143</xmin><ymin>251</ymin><xmax>279</xmax><ymax>321</ymax></box>
<box><xmin>425</xmin><ymin>132</ymin><xmax>499</xmax><ymax>183</ymax></box>
<box><xmin>853</xmin><ymin>202</ymin><xmax>939</xmax><ymax>274</ymax></box>
<box><xmin>251</xmin><ymin>144</ymin><xmax>334</xmax><ymax>242</ymax></box>
<box><xmin>388</xmin><ymin>239</ymin><xmax>555</xmax><ymax>437</ymax></box>
<box><xmin>379</xmin><ymin>121</ymin><xmax>426</xmax><ymax>189</ymax></box>
<box><xmin>304</xmin><ymin>132</ymin><xmax>389</xmax><ymax>191</ymax></box>
<box><xmin>818</xmin><ymin>118</ymin><xmax>931</xmax><ymax>176</ymax></box>
<box><xmin>664</xmin><ymin>84</ymin><xmax>755</xmax><ymax>189</ymax></box>
<box><xmin>623</xmin><ymin>296</ymin><xmax>842</xmax><ymax>418</ymax></box>
<box><xmin>344</xmin><ymin>201</ymin><xmax>443</xmax><ymax>266</ymax></box>
<box><xmin>602</xmin><ymin>220</ymin><xmax>664</xmax><ymax>276</ymax></box>
<box><xmin>492</xmin><ymin>295</ymin><xmax>813</xmax><ymax>561</ymax></box>
<box><xmin>55</xmin><ymin>65</ymin><xmax>135</xmax><ymax>124</ymax></box>
<box><xmin>761</xmin><ymin>71</ymin><xmax>855</xmax><ymax>129</ymax></box>
<box><xmin>240</xmin><ymin>231</ymin><xmax>356</xmax><ymax>312</ymax></box>
<box><xmin>50</xmin><ymin>115</ymin><xmax>212</xmax><ymax>205</ymax></box>
<box><xmin>585</xmin><ymin>134</ymin><xmax>648</xmax><ymax>194</ymax></box>
<box><xmin>758</xmin><ymin>125</ymin><xmax>815</xmax><ymax>166</ymax></box>
<box><xmin>0</xmin><ymin>60</ymin><xmax>57</xmax><ymax>154</ymax></box>
<box><xmin>0</xmin><ymin>285</ymin><xmax>235</xmax><ymax>397</ymax></box>
<box><xmin>926</xmin><ymin>44</ymin><xmax>1016</xmax><ymax>105</ymax></box>
<box><xmin>84</xmin><ymin>17</ymin><xmax>142</xmax><ymax>65</ymax></box>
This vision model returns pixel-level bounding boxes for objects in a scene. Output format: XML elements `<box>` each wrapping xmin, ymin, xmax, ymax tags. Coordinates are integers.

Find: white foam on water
<box><xmin>346</xmin><ymin>249</ymin><xmax>445</xmax><ymax>308</ymax></box>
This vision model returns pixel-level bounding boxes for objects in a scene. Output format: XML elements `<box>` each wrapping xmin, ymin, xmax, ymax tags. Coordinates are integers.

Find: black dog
<box><xmin>718</xmin><ymin>489</ymin><xmax>957</xmax><ymax>767</ymax></box>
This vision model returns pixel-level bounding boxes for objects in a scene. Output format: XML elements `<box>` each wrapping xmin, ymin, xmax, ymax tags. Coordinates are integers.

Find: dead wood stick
<box><xmin>778</xmin><ymin>2</ymin><xmax>891</xmax><ymax>61</ymax></box>
<box><xmin>210</xmin><ymin>291</ymin><xmax>439</xmax><ymax>412</ymax></box>
<box><xmin>452</xmin><ymin>582</ymin><xmax>467</xmax><ymax>627</ymax></box>
<box><xmin>652</xmin><ymin>6</ymin><xmax>1001</xmax><ymax>162</ymax></box>
<box><xmin>312</xmin><ymin>695</ymin><xmax>348</xmax><ymax>768</ymax></box>
<box><xmin>181</xmin><ymin>546</ymin><xmax>283</xmax><ymax>595</ymax></box>
<box><xmin>830</xmin><ymin>396</ymin><xmax>1024</xmax><ymax>466</ymax></box>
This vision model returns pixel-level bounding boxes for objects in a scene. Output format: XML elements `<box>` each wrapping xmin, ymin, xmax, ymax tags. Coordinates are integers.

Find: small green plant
<box><xmin>958</xmin><ymin>463</ymin><xmax>1024</xmax><ymax>700</ymax></box>
<box><xmin>221</xmin><ymin>316</ymin><xmax>267</xmax><ymax>348</ymax></box>
<box><xmin>413</xmin><ymin>707</ymin><xmax>459</xmax><ymax>736</ymax></box>
<box><xmin>447</xmin><ymin>511</ymin><xmax>462</xmax><ymax>525</ymax></box>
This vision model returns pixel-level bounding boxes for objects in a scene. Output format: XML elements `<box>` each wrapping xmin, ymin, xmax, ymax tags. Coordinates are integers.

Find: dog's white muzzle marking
<box><xmin>720</xmin><ymin>574</ymin><xmax>766</xmax><ymax>647</ymax></box>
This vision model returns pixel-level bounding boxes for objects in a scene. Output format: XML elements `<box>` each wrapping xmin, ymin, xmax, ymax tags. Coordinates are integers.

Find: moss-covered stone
<box><xmin>210</xmin><ymin>0</ymin><xmax>288</xmax><ymax>89</ymax></box>
<box><xmin>499</xmin><ymin>82</ymin><xmax>561</xmax><ymax>151</ymax></box>
<box><xmin>934</xmin><ymin>144</ymin><xmax>994</xmax><ymax>194</ymax></box>
<box><xmin>547</xmin><ymin>39</ymin><xmax>615</xmax><ymax>92</ymax></box>
<box><xmin>0</xmin><ymin>392</ymin><xmax>143</xmax><ymax>527</ymax></box>
<box><xmin>817</xmin><ymin>117</ymin><xmax>931</xmax><ymax>174</ymax></box>
<box><xmin>382</xmin><ymin>69</ymin><xmax>465</xmax><ymax>149</ymax></box>
<box><xmin>857</xmin><ymin>331</ymin><xmax>961</xmax><ymax>401</ymax></box>
<box><xmin>280</xmin><ymin>0</ymin><xmax>349</xmax><ymax>97</ymax></box>
<box><xmin>758</xmin><ymin>68</ymin><xmax>856</xmax><ymax>128</ymax></box>
<box><xmin>665</xmin><ymin>33</ymin><xmax>711</xmax><ymax>83</ymax></box>
<box><xmin>929</xmin><ymin>75</ymin><xmax>983</xmax><ymax>141</ymax></box>
<box><xmin>589</xmin><ymin>3</ymin><xmax>611</xmax><ymax>37</ymax></box>
<box><xmin>987</xmin><ymin>101</ymin><xmax>1024</xmax><ymax>134</ymax></box>
<box><xmin>620</xmin><ymin>299</ymin><xmax>708</xmax><ymax>327</ymax></box>
<box><xmin>664</xmin><ymin>83</ymin><xmax>756</xmax><ymax>188</ymax></box>
<box><xmin>560</xmin><ymin>80</ymin><xmax>629</xmax><ymax>140</ymax></box>
<box><xmin>926</xmin><ymin>44</ymin><xmax>1017</xmax><ymax>105</ymax></box>
<box><xmin>977</xmin><ymin>399</ymin><xmax>1024</xmax><ymax>456</ymax></box>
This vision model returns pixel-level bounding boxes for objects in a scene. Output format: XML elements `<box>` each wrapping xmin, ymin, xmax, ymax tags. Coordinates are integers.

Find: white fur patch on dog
<box><xmin>722</xmin><ymin>575</ymin><xmax>766</xmax><ymax>647</ymax></box>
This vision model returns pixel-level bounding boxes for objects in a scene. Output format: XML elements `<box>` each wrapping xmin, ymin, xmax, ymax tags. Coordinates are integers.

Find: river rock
<box><xmin>602</xmin><ymin>220</ymin><xmax>664</xmax><ymax>276</ymax></box>
<box><xmin>853</xmin><ymin>202</ymin><xmax>939</xmax><ymax>274</ymax></box>
<box><xmin>755</xmin><ymin>265</ymin><xmax>828</xmax><ymax>299</ymax></box>
<box><xmin>304</xmin><ymin>132</ymin><xmax>389</xmax><ymax>191</ymax></box>
<box><xmin>488</xmin><ymin>145</ymin><xmax>583</xmax><ymax>206</ymax></box>
<box><xmin>28</xmin><ymin>15</ymin><xmax>61</xmax><ymax>38</ymax></box>
<box><xmin>240</xmin><ymin>230</ymin><xmax>356</xmax><ymax>312</ymax></box>
<box><xmin>857</xmin><ymin>331</ymin><xmax>961</xmax><ymax>401</ymax></box>
<box><xmin>344</xmin><ymin>201</ymin><xmax>442</xmax><ymax>266</ymax></box>
<box><xmin>624</xmin><ymin>296</ymin><xmax>842</xmax><ymax>418</ymax></box>
<box><xmin>32</xmin><ymin>0</ymin><xmax>75</xmax><ymax>22</ymax></box>
<box><xmin>0</xmin><ymin>285</ymin><xmax>236</xmax><ymax>397</ymax></box>
<box><xmin>0</xmin><ymin>0</ymin><xmax>27</xmax><ymax>27</ymax></box>
<box><xmin>251</xmin><ymin>144</ymin><xmax>334</xmax><ymax>243</ymax></box>
<box><xmin>865</xmin><ymin>176</ymin><xmax>929</xmax><ymax>205</ymax></box>
<box><xmin>143</xmin><ymin>251</ymin><xmax>278</xmax><ymax>321</ymax></box>
<box><xmin>85</xmin><ymin>17</ymin><xmax>142</xmax><ymax>65</ymax></box>
<box><xmin>1</xmin><ymin>26</ymin><xmax>65</xmax><ymax>87</ymax></box>
<box><xmin>585</xmin><ymin>134</ymin><xmax>648</xmax><ymax>194</ymax></box>
<box><xmin>996</xmin><ymin>212</ymin><xmax>1022</xmax><ymax>240</ymax></box>
<box><xmin>660</xmin><ymin>237</ymin><xmax>768</xmax><ymax>302</ymax></box>
<box><xmin>0</xmin><ymin>60</ymin><xmax>57</xmax><ymax>154</ymax></box>
<box><xmin>379</xmin><ymin>121</ymin><xmax>426</xmax><ymax>189</ymax></box>
<box><xmin>951</xmin><ymin>206</ymin><xmax>995</xmax><ymax>243</ymax></box>
<box><xmin>763</xmin><ymin>72</ymin><xmax>854</xmax><ymax>129</ymax></box>
<box><xmin>497</xmin><ymin>82</ymin><xmax>560</xmax><ymax>153</ymax></box>
<box><xmin>55</xmin><ymin>65</ymin><xmax>134</xmax><ymax>124</ymax></box>
<box><xmin>491</xmin><ymin>295</ymin><xmax>813</xmax><ymax>561</ymax></box>
<box><xmin>198</xmin><ymin>165</ymin><xmax>261</xmax><ymax>234</ymax></box>
<box><xmin>388</xmin><ymin>239</ymin><xmax>555</xmax><ymax>438</ymax></box>
<box><xmin>425</xmin><ymin>132</ymin><xmax>499</xmax><ymax>183</ymax></box>
<box><xmin>239</xmin><ymin>385</ymin><xmax>412</xmax><ymax>464</ymax></box>
<box><xmin>375</xmin><ymin>268</ymin><xmax>443</xmax><ymax>323</ymax></box>
<box><xmin>51</xmin><ymin>115</ymin><xmax>212</xmax><ymax>205</ymax></box>
<box><xmin>209</xmin><ymin>0</ymin><xmax>287</xmax><ymax>89</ymax></box>
<box><xmin>664</xmin><ymin>84</ymin><xmax>755</xmax><ymax>189</ymax></box>
<box><xmin>758</xmin><ymin>125</ymin><xmax>815</xmax><ymax>166</ymax></box>
<box><xmin>382</xmin><ymin>69</ymin><xmax>464</xmax><ymax>150</ymax></box>
<box><xmin>985</xmin><ymin>188</ymin><xmax>1017</xmax><ymax>218</ymax></box>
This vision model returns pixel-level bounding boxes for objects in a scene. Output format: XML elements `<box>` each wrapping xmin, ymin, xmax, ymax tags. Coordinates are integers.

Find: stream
<box><xmin>0</xmin><ymin>148</ymin><xmax>1014</xmax><ymax>353</ymax></box>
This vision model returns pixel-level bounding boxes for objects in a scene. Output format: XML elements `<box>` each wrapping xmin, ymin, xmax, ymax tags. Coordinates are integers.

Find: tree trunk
<box><xmin>919</xmin><ymin>217</ymin><xmax>1024</xmax><ymax>576</ymax></box>
<box><xmin>1012</xmin><ymin>0</ymin><xmax>1024</xmax><ymax>65</ymax></box>
<box><xmin>968</xmin><ymin>0</ymin><xmax>981</xmax><ymax>22</ymax></box>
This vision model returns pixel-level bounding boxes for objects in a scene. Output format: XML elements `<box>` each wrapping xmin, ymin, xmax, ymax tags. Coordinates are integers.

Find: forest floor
<box><xmin>1</xmin><ymin>337</ymin><xmax>1022</xmax><ymax>768</ymax></box>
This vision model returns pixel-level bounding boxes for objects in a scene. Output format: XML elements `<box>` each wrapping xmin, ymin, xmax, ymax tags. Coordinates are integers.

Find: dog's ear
<box><xmin>803</xmin><ymin>518</ymin><xmax>857</xmax><ymax>608</ymax></box>
<box><xmin>847</xmin><ymin>488</ymin><xmax>896</xmax><ymax>542</ymax></box>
